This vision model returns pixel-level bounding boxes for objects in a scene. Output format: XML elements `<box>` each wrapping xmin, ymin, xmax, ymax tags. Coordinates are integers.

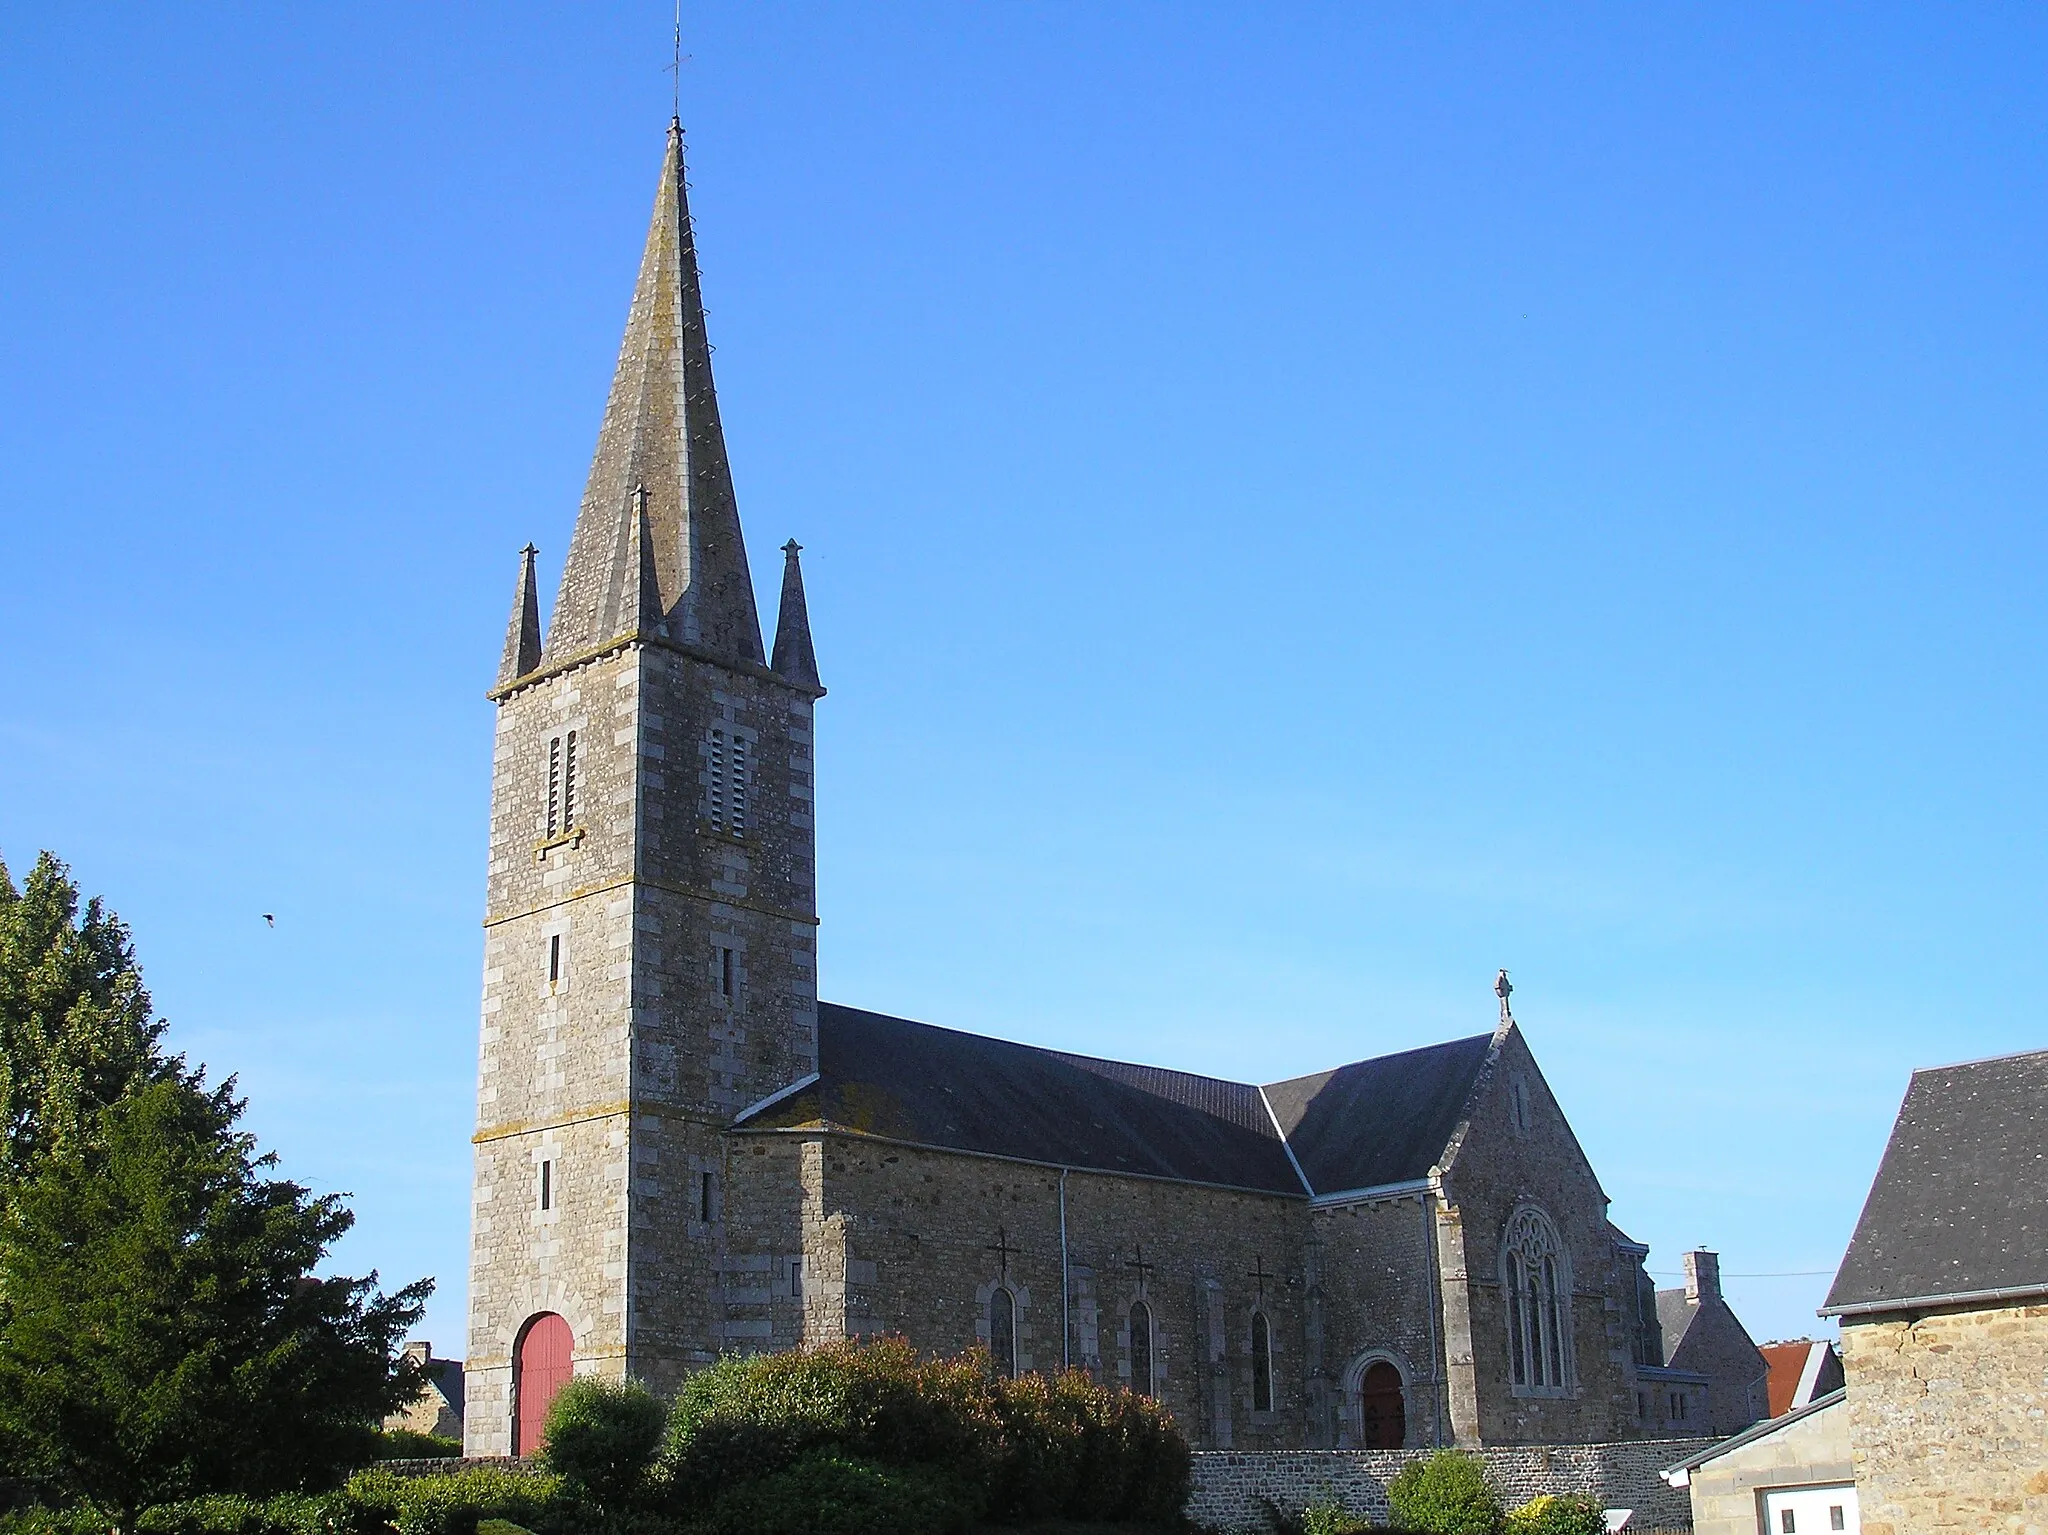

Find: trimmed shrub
<box><xmin>342</xmin><ymin>1467</ymin><xmax>572</xmax><ymax>1535</ymax></box>
<box><xmin>135</xmin><ymin>1496</ymin><xmax>342</xmax><ymax>1535</ymax></box>
<box><xmin>540</xmin><ymin>1379</ymin><xmax>667</xmax><ymax>1510</ymax></box>
<box><xmin>1386</xmin><ymin>1452</ymin><xmax>1502</xmax><ymax>1535</ymax></box>
<box><xmin>987</xmin><ymin>1369</ymin><xmax>1187</xmax><ymax>1526</ymax></box>
<box><xmin>1301</xmin><ymin>1502</ymin><xmax>1374</xmax><ymax>1535</ymax></box>
<box><xmin>1504</xmin><ymin>1493</ymin><xmax>1605</xmax><ymax>1535</ymax></box>
<box><xmin>656</xmin><ymin>1337</ymin><xmax>1188</xmax><ymax>1527</ymax></box>
<box><xmin>686</xmin><ymin>1454</ymin><xmax>976</xmax><ymax>1535</ymax></box>
<box><xmin>0</xmin><ymin>1511</ymin><xmax>109</xmax><ymax>1535</ymax></box>
<box><xmin>659</xmin><ymin>1339</ymin><xmax>1000</xmax><ymax>1511</ymax></box>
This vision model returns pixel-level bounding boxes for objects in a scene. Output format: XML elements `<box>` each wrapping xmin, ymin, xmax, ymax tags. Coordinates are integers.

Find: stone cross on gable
<box><xmin>987</xmin><ymin>1225</ymin><xmax>1020</xmax><ymax>1281</ymax></box>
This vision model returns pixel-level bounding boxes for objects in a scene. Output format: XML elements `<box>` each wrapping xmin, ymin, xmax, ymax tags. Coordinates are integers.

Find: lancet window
<box><xmin>1250</xmin><ymin>1310</ymin><xmax>1274</xmax><ymax>1412</ymax></box>
<box><xmin>989</xmin><ymin>1288</ymin><xmax>1016</xmax><ymax>1378</ymax></box>
<box><xmin>1129</xmin><ymin>1300</ymin><xmax>1154</xmax><ymax>1397</ymax></box>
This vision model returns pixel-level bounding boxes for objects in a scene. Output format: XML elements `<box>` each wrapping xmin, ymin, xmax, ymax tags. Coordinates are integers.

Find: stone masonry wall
<box><xmin>1840</xmin><ymin>1301</ymin><xmax>2048</xmax><ymax>1535</ymax></box>
<box><xmin>466</xmin><ymin>633</ymin><xmax>822</xmax><ymax>1451</ymax></box>
<box><xmin>467</xmin><ymin>649</ymin><xmax>643</xmax><ymax>1454</ymax></box>
<box><xmin>1187</xmin><ymin>1441</ymin><xmax>1712</xmax><ymax>1532</ymax></box>
<box><xmin>1438</xmin><ymin>1025</ymin><xmax>1645</xmax><ymax>1446</ymax></box>
<box><xmin>766</xmin><ymin>1131</ymin><xmax>1317</xmax><ymax>1450</ymax></box>
<box><xmin>1311</xmin><ymin>1194</ymin><xmax>1450</xmax><ymax>1449</ymax></box>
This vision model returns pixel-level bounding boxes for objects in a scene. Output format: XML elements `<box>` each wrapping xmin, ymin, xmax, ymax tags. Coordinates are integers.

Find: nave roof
<box><xmin>734</xmin><ymin>1001</ymin><xmax>1499</xmax><ymax>1197</ymax></box>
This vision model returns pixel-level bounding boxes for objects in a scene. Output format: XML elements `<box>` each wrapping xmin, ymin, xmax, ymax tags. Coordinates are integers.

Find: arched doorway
<box><xmin>513</xmin><ymin>1312</ymin><xmax>574</xmax><ymax>1455</ymax></box>
<box><xmin>1360</xmin><ymin>1360</ymin><xmax>1406</xmax><ymax>1450</ymax></box>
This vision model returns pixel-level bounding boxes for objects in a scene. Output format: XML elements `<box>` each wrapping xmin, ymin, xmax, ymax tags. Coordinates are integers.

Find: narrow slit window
<box><xmin>719</xmin><ymin>947</ymin><xmax>735</xmax><ymax>998</ymax></box>
<box><xmin>548</xmin><ymin>934</ymin><xmax>562</xmax><ymax>985</ymax></box>
<box><xmin>990</xmin><ymin>1288</ymin><xmax>1017</xmax><ymax>1379</ymax></box>
<box><xmin>538</xmin><ymin>1159</ymin><xmax>553</xmax><ymax>1212</ymax></box>
<box><xmin>1251</xmin><ymin>1310</ymin><xmax>1273</xmax><ymax>1412</ymax></box>
<box><xmin>700</xmin><ymin>1170</ymin><xmax>715</xmax><ymax>1223</ymax></box>
<box><xmin>791</xmin><ymin>1257</ymin><xmax>803</xmax><ymax>1298</ymax></box>
<box><xmin>1129</xmin><ymin>1300</ymin><xmax>1154</xmax><ymax>1397</ymax></box>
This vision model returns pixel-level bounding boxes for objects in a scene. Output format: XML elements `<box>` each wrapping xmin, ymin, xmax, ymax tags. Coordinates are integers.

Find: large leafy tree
<box><xmin>0</xmin><ymin>852</ymin><xmax>173</xmax><ymax>1188</ymax></box>
<box><xmin>0</xmin><ymin>1077</ymin><xmax>431</xmax><ymax>1528</ymax></box>
<box><xmin>0</xmin><ymin>852</ymin><xmax>432</xmax><ymax>1526</ymax></box>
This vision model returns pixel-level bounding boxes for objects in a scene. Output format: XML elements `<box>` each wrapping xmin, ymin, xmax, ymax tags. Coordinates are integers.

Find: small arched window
<box><xmin>1250</xmin><ymin>1310</ymin><xmax>1273</xmax><ymax>1412</ymax></box>
<box><xmin>1502</xmin><ymin>1207</ymin><xmax>1572</xmax><ymax>1393</ymax></box>
<box><xmin>1129</xmin><ymin>1300</ymin><xmax>1154</xmax><ymax>1397</ymax></box>
<box><xmin>988</xmin><ymin>1287</ymin><xmax>1016</xmax><ymax>1379</ymax></box>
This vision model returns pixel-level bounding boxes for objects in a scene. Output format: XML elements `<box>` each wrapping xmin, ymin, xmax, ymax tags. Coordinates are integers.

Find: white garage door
<box><xmin>1762</xmin><ymin>1483</ymin><xmax>1859</xmax><ymax>1534</ymax></box>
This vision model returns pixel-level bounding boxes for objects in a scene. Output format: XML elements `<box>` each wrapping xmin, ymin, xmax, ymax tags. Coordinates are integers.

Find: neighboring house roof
<box><xmin>735</xmin><ymin>1003</ymin><xmax>1499</xmax><ymax>1197</ymax></box>
<box><xmin>1661</xmin><ymin>1389</ymin><xmax>1847</xmax><ymax>1484</ymax></box>
<box><xmin>1760</xmin><ymin>1339</ymin><xmax>1843</xmax><ymax>1417</ymax></box>
<box><xmin>1822</xmin><ymin>1046</ymin><xmax>2048</xmax><ymax>1316</ymax></box>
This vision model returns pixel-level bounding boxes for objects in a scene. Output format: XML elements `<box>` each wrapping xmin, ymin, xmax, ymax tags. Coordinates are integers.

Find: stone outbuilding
<box><xmin>1818</xmin><ymin>1045</ymin><xmax>2048</xmax><ymax>1535</ymax></box>
<box><xmin>383</xmin><ymin>1341</ymin><xmax>465</xmax><ymax>1441</ymax></box>
<box><xmin>1649</xmin><ymin>1249</ymin><xmax>1770</xmax><ymax>1437</ymax></box>
<box><xmin>1663</xmin><ymin>1389</ymin><xmax>1856</xmax><ymax>1535</ymax></box>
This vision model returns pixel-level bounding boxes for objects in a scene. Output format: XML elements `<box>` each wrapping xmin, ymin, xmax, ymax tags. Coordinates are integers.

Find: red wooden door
<box><xmin>1360</xmin><ymin>1361</ymin><xmax>1406</xmax><ymax>1450</ymax></box>
<box><xmin>514</xmin><ymin>1313</ymin><xmax>574</xmax><ymax>1455</ymax></box>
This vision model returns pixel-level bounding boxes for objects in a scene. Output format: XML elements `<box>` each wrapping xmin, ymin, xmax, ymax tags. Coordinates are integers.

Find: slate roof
<box><xmin>1263</xmin><ymin>1033</ymin><xmax>1497</xmax><ymax>1194</ymax></box>
<box><xmin>1656</xmin><ymin>1289</ymin><xmax>1700</xmax><ymax>1359</ymax></box>
<box><xmin>733</xmin><ymin>1003</ymin><xmax>1500</xmax><ymax>1197</ymax></box>
<box><xmin>1822</xmin><ymin>1046</ymin><xmax>2048</xmax><ymax>1316</ymax></box>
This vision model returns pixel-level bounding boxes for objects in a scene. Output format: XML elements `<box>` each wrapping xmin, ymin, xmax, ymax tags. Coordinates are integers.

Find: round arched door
<box><xmin>513</xmin><ymin>1312</ymin><xmax>574</xmax><ymax>1455</ymax></box>
<box><xmin>1359</xmin><ymin>1361</ymin><xmax>1406</xmax><ymax>1450</ymax></box>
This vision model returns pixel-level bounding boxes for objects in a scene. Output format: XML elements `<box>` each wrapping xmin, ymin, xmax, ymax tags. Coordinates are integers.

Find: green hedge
<box><xmin>4</xmin><ymin>1339</ymin><xmax>1190</xmax><ymax>1535</ymax></box>
<box><xmin>658</xmin><ymin>1338</ymin><xmax>1187</xmax><ymax>1527</ymax></box>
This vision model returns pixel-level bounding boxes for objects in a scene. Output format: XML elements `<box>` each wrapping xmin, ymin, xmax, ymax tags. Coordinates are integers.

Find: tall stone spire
<box><xmin>771</xmin><ymin>538</ymin><xmax>822</xmax><ymax>693</ymax></box>
<box><xmin>498</xmin><ymin>543</ymin><xmax>542</xmax><ymax>685</ymax></box>
<box><xmin>545</xmin><ymin>120</ymin><xmax>764</xmax><ymax>665</ymax></box>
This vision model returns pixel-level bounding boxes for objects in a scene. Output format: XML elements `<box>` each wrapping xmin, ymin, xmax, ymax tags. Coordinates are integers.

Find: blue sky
<box><xmin>3</xmin><ymin>4</ymin><xmax>2044</xmax><ymax>1354</ymax></box>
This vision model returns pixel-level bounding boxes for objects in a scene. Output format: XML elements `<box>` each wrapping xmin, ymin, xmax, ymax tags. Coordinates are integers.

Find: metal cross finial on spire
<box><xmin>1495</xmin><ymin>969</ymin><xmax>1514</xmax><ymax>1024</ymax></box>
<box><xmin>670</xmin><ymin>0</ymin><xmax>682</xmax><ymax>122</ymax></box>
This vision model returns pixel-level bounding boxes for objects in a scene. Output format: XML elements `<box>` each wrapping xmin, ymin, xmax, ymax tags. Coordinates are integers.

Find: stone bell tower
<box><xmin>463</xmin><ymin>120</ymin><xmax>824</xmax><ymax>1453</ymax></box>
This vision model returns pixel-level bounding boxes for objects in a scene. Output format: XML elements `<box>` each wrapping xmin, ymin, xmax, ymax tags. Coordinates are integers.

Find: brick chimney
<box><xmin>1683</xmin><ymin>1250</ymin><xmax>1721</xmax><ymax>1303</ymax></box>
<box><xmin>403</xmin><ymin>1340</ymin><xmax>433</xmax><ymax>1367</ymax></box>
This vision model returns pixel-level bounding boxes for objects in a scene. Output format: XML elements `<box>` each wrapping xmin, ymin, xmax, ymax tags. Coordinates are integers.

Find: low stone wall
<box><xmin>1187</xmin><ymin>1441</ymin><xmax>1715</xmax><ymax>1532</ymax></box>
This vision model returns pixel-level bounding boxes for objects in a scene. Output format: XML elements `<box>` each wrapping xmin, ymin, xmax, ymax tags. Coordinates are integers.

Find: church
<box><xmin>462</xmin><ymin>122</ymin><xmax>1713</xmax><ymax>1458</ymax></box>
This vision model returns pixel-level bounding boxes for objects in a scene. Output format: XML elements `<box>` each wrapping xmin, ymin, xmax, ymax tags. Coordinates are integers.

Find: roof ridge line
<box><xmin>1257</xmin><ymin>1084</ymin><xmax>1315</xmax><ymax>1196</ymax></box>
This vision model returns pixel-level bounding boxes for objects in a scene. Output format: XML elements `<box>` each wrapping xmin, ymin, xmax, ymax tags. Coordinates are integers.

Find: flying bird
<box><xmin>262</xmin><ymin>914</ymin><xmax>275</xmax><ymax>927</ymax></box>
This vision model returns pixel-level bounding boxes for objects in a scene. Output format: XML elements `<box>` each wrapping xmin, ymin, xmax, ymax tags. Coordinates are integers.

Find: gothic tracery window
<box><xmin>1502</xmin><ymin>1206</ymin><xmax>1573</xmax><ymax>1394</ymax></box>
